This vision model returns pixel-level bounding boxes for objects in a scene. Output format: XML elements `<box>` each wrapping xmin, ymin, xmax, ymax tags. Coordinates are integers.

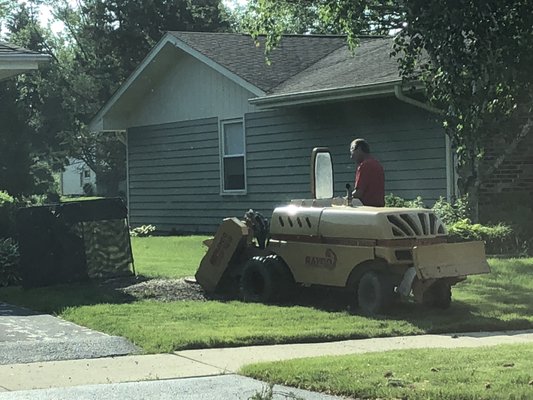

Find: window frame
<box><xmin>219</xmin><ymin>118</ymin><xmax>247</xmax><ymax>195</ymax></box>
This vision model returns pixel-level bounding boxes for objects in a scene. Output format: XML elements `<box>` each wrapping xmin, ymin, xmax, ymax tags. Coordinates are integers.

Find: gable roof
<box><xmin>89</xmin><ymin>32</ymin><xmax>406</xmax><ymax>131</ymax></box>
<box><xmin>0</xmin><ymin>42</ymin><xmax>51</xmax><ymax>81</ymax></box>
<box><xmin>169</xmin><ymin>32</ymin><xmax>403</xmax><ymax>108</ymax></box>
<box><xmin>168</xmin><ymin>32</ymin><xmax>348</xmax><ymax>94</ymax></box>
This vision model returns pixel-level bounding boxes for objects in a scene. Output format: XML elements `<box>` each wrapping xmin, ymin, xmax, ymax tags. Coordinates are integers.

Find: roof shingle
<box><xmin>169</xmin><ymin>32</ymin><xmax>348</xmax><ymax>93</ymax></box>
<box><xmin>0</xmin><ymin>42</ymin><xmax>43</xmax><ymax>56</ymax></box>
<box><xmin>270</xmin><ymin>37</ymin><xmax>400</xmax><ymax>95</ymax></box>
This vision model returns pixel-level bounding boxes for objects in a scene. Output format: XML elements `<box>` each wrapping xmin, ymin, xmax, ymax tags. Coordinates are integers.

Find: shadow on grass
<box><xmin>214</xmin><ymin>285</ymin><xmax>355</xmax><ymax>312</ymax></box>
<box><xmin>287</xmin><ymin>259</ymin><xmax>533</xmax><ymax>334</ymax></box>
<box><xmin>393</xmin><ymin>300</ymin><xmax>532</xmax><ymax>334</ymax></box>
<box><xmin>275</xmin><ymin>286</ymin><xmax>355</xmax><ymax>312</ymax></box>
<box><xmin>255</xmin><ymin>268</ymin><xmax>533</xmax><ymax>335</ymax></box>
<box><xmin>0</xmin><ymin>275</ymin><xmax>148</xmax><ymax>315</ymax></box>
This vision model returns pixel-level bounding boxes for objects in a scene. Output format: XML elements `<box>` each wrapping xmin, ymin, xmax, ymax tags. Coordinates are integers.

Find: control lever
<box><xmin>346</xmin><ymin>183</ymin><xmax>352</xmax><ymax>204</ymax></box>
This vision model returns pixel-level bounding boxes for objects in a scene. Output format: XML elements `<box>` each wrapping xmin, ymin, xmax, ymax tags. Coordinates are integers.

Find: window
<box><xmin>220</xmin><ymin>119</ymin><xmax>246</xmax><ymax>193</ymax></box>
<box><xmin>83</xmin><ymin>170</ymin><xmax>91</xmax><ymax>178</ymax></box>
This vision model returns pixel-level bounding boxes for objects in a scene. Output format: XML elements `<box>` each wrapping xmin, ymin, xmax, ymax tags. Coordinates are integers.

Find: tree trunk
<box><xmin>456</xmin><ymin>148</ymin><xmax>479</xmax><ymax>222</ymax></box>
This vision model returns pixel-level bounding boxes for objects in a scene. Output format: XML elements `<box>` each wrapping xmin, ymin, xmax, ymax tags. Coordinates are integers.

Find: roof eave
<box><xmin>249</xmin><ymin>80</ymin><xmax>408</xmax><ymax>109</ymax></box>
<box><xmin>0</xmin><ymin>54</ymin><xmax>52</xmax><ymax>63</ymax></box>
<box><xmin>0</xmin><ymin>54</ymin><xmax>52</xmax><ymax>81</ymax></box>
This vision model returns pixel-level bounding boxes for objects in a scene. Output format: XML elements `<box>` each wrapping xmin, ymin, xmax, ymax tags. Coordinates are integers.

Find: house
<box><xmin>0</xmin><ymin>41</ymin><xmax>50</xmax><ymax>81</ymax></box>
<box><xmin>89</xmin><ymin>32</ymin><xmax>457</xmax><ymax>233</ymax></box>
<box><xmin>60</xmin><ymin>158</ymin><xmax>97</xmax><ymax>196</ymax></box>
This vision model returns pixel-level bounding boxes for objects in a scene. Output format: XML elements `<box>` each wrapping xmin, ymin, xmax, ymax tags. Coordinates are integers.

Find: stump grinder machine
<box><xmin>196</xmin><ymin>148</ymin><xmax>490</xmax><ymax>314</ymax></box>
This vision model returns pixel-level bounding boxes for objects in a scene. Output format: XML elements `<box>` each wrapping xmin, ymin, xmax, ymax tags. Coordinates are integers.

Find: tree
<box><xmin>0</xmin><ymin>0</ymin><xmax>232</xmax><ymax>197</ymax></box>
<box><xmin>395</xmin><ymin>0</ymin><xmax>533</xmax><ymax>211</ymax></box>
<box><xmin>242</xmin><ymin>0</ymin><xmax>533</xmax><ymax>214</ymax></box>
<box><xmin>0</xmin><ymin>4</ymin><xmax>67</xmax><ymax>197</ymax></box>
<box><xmin>47</xmin><ymin>0</ymin><xmax>232</xmax><ymax>196</ymax></box>
<box><xmin>0</xmin><ymin>83</ymin><xmax>34</xmax><ymax>195</ymax></box>
<box><xmin>241</xmin><ymin>0</ymin><xmax>405</xmax><ymax>52</ymax></box>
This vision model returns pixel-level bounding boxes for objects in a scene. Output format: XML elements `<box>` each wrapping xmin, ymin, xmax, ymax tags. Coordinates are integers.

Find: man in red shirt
<box><xmin>350</xmin><ymin>138</ymin><xmax>385</xmax><ymax>207</ymax></box>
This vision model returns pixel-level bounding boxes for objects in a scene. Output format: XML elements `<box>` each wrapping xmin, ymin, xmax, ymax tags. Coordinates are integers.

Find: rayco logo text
<box><xmin>304</xmin><ymin>249</ymin><xmax>337</xmax><ymax>270</ymax></box>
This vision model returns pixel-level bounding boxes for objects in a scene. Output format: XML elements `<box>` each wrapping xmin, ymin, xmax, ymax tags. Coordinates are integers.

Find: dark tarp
<box><xmin>17</xmin><ymin>198</ymin><xmax>134</xmax><ymax>288</ymax></box>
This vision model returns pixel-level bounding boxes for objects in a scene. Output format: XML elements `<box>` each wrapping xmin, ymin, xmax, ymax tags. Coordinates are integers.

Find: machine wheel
<box><xmin>264</xmin><ymin>255</ymin><xmax>295</xmax><ymax>301</ymax></box>
<box><xmin>357</xmin><ymin>271</ymin><xmax>394</xmax><ymax>315</ymax></box>
<box><xmin>240</xmin><ymin>257</ymin><xmax>275</xmax><ymax>303</ymax></box>
<box><xmin>422</xmin><ymin>281</ymin><xmax>452</xmax><ymax>309</ymax></box>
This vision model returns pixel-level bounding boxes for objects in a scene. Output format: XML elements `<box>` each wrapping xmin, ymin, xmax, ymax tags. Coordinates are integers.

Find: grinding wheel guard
<box><xmin>413</xmin><ymin>241</ymin><xmax>491</xmax><ymax>280</ymax></box>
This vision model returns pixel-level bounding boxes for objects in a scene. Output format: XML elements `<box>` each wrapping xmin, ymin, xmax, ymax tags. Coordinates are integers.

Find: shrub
<box><xmin>0</xmin><ymin>190</ymin><xmax>14</xmax><ymax>206</ymax></box>
<box><xmin>130</xmin><ymin>224</ymin><xmax>156</xmax><ymax>237</ymax></box>
<box><xmin>480</xmin><ymin>193</ymin><xmax>533</xmax><ymax>255</ymax></box>
<box><xmin>447</xmin><ymin>219</ymin><xmax>515</xmax><ymax>255</ymax></box>
<box><xmin>0</xmin><ymin>191</ymin><xmax>16</xmax><ymax>238</ymax></box>
<box><xmin>0</xmin><ymin>238</ymin><xmax>20</xmax><ymax>287</ymax></box>
<box><xmin>432</xmin><ymin>195</ymin><xmax>472</xmax><ymax>225</ymax></box>
<box><xmin>385</xmin><ymin>194</ymin><xmax>426</xmax><ymax>209</ymax></box>
<box><xmin>1</xmin><ymin>192</ymin><xmax>51</xmax><ymax>238</ymax></box>
<box><xmin>19</xmin><ymin>194</ymin><xmax>48</xmax><ymax>207</ymax></box>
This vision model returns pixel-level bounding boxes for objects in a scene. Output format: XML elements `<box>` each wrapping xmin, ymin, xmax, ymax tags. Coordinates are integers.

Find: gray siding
<box><xmin>127</xmin><ymin>98</ymin><xmax>447</xmax><ymax>233</ymax></box>
<box><xmin>125</xmin><ymin>47</ymin><xmax>257</xmax><ymax>128</ymax></box>
<box><xmin>99</xmin><ymin>43</ymin><xmax>257</xmax><ymax>131</ymax></box>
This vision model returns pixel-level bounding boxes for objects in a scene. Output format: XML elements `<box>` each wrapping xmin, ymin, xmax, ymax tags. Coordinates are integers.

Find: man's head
<box><xmin>350</xmin><ymin>138</ymin><xmax>370</xmax><ymax>163</ymax></box>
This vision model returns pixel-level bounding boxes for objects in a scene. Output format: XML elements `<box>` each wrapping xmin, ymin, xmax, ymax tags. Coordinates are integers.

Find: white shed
<box><xmin>60</xmin><ymin>158</ymin><xmax>97</xmax><ymax>196</ymax></box>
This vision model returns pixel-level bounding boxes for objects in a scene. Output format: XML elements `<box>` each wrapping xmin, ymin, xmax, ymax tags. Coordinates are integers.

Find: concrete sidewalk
<box><xmin>0</xmin><ymin>375</ymin><xmax>343</xmax><ymax>400</ymax></box>
<box><xmin>0</xmin><ymin>329</ymin><xmax>532</xmax><ymax>392</ymax></box>
<box><xmin>175</xmin><ymin>328</ymin><xmax>533</xmax><ymax>373</ymax></box>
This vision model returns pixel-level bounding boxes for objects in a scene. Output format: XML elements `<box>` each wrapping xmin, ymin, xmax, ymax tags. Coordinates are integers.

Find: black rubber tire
<box><xmin>240</xmin><ymin>257</ymin><xmax>275</xmax><ymax>303</ymax></box>
<box><xmin>357</xmin><ymin>271</ymin><xmax>394</xmax><ymax>315</ymax></box>
<box><xmin>264</xmin><ymin>255</ymin><xmax>295</xmax><ymax>301</ymax></box>
<box><xmin>423</xmin><ymin>281</ymin><xmax>452</xmax><ymax>309</ymax></box>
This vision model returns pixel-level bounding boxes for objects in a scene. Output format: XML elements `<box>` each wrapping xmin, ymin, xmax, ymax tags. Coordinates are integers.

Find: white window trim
<box><xmin>219</xmin><ymin>117</ymin><xmax>247</xmax><ymax>195</ymax></box>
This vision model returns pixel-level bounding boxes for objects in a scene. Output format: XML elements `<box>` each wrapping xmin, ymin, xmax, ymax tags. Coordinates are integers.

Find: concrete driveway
<box><xmin>0</xmin><ymin>303</ymin><xmax>138</xmax><ymax>365</ymax></box>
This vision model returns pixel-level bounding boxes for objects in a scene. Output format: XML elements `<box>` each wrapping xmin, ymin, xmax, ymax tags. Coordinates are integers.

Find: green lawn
<box><xmin>61</xmin><ymin>301</ymin><xmax>427</xmax><ymax>352</ymax></box>
<box><xmin>131</xmin><ymin>236</ymin><xmax>210</xmax><ymax>278</ymax></box>
<box><xmin>241</xmin><ymin>344</ymin><xmax>533</xmax><ymax>400</ymax></box>
<box><xmin>0</xmin><ymin>236</ymin><xmax>531</xmax><ymax>353</ymax></box>
<box><xmin>59</xmin><ymin>196</ymin><xmax>104</xmax><ymax>202</ymax></box>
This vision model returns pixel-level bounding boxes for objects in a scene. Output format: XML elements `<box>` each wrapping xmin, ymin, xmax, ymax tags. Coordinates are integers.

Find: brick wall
<box><xmin>479</xmin><ymin>132</ymin><xmax>533</xmax><ymax>207</ymax></box>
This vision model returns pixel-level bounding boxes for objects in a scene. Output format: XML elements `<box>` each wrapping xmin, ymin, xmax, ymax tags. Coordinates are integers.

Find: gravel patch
<box><xmin>120</xmin><ymin>278</ymin><xmax>209</xmax><ymax>302</ymax></box>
